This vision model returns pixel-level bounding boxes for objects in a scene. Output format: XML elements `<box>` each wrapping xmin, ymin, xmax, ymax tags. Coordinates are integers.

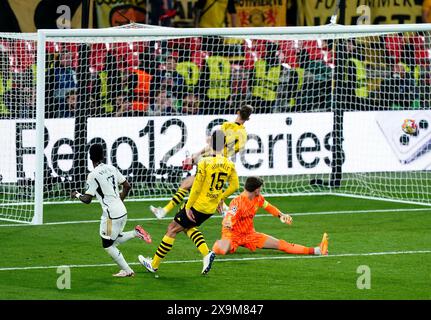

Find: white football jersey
<box><xmin>85</xmin><ymin>163</ymin><xmax>127</xmax><ymax>219</ymax></box>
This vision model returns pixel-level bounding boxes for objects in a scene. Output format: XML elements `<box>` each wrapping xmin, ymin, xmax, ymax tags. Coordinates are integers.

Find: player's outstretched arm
<box><xmin>279</xmin><ymin>213</ymin><xmax>293</xmax><ymax>225</ymax></box>
<box><xmin>262</xmin><ymin>200</ymin><xmax>292</xmax><ymax>225</ymax></box>
<box><xmin>71</xmin><ymin>191</ymin><xmax>92</xmax><ymax>204</ymax></box>
<box><xmin>119</xmin><ymin>180</ymin><xmax>131</xmax><ymax>202</ymax></box>
<box><xmin>191</xmin><ymin>145</ymin><xmax>211</xmax><ymax>163</ymax></box>
<box><xmin>182</xmin><ymin>144</ymin><xmax>211</xmax><ymax>170</ymax></box>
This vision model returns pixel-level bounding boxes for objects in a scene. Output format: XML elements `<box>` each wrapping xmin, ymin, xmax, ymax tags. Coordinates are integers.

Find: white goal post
<box><xmin>2</xmin><ymin>23</ymin><xmax>431</xmax><ymax>224</ymax></box>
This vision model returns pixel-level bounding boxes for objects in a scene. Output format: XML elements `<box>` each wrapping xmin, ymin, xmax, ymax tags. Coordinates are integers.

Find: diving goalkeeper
<box><xmin>212</xmin><ymin>176</ymin><xmax>329</xmax><ymax>256</ymax></box>
<box><xmin>150</xmin><ymin>104</ymin><xmax>253</xmax><ymax>219</ymax></box>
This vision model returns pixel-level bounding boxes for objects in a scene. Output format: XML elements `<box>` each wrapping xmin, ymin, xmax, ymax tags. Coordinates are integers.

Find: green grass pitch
<box><xmin>0</xmin><ymin>195</ymin><xmax>430</xmax><ymax>300</ymax></box>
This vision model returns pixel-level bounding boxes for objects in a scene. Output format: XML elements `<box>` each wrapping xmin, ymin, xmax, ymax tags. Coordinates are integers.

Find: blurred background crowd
<box><xmin>1</xmin><ymin>0</ymin><xmax>431</xmax><ymax>119</ymax></box>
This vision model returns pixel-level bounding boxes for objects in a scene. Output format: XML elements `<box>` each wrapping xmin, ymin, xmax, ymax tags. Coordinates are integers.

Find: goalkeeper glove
<box><xmin>279</xmin><ymin>213</ymin><xmax>292</xmax><ymax>225</ymax></box>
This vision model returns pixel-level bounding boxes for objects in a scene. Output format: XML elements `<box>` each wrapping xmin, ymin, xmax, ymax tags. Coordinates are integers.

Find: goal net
<box><xmin>0</xmin><ymin>33</ymin><xmax>38</xmax><ymax>223</ymax></box>
<box><xmin>2</xmin><ymin>24</ymin><xmax>431</xmax><ymax>224</ymax></box>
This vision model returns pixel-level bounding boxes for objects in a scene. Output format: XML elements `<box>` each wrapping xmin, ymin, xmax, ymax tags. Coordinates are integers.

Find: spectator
<box><xmin>377</xmin><ymin>60</ymin><xmax>418</xmax><ymax>110</ymax></box>
<box><xmin>62</xmin><ymin>90</ymin><xmax>77</xmax><ymax>118</ymax></box>
<box><xmin>181</xmin><ymin>93</ymin><xmax>201</xmax><ymax>115</ymax></box>
<box><xmin>147</xmin><ymin>90</ymin><xmax>177</xmax><ymax>116</ymax></box>
<box><xmin>337</xmin><ymin>39</ymin><xmax>368</xmax><ymax>111</ymax></box>
<box><xmin>113</xmin><ymin>95</ymin><xmax>133</xmax><ymax>117</ymax></box>
<box><xmin>230</xmin><ymin>64</ymin><xmax>249</xmax><ymax>109</ymax></box>
<box><xmin>275</xmin><ymin>65</ymin><xmax>304</xmax><ymax>113</ymax></box>
<box><xmin>93</xmin><ymin>51</ymin><xmax>124</xmax><ymax>116</ymax></box>
<box><xmin>126</xmin><ymin>51</ymin><xmax>156</xmax><ymax>116</ymax></box>
<box><xmin>297</xmin><ymin>45</ymin><xmax>333</xmax><ymax>112</ymax></box>
<box><xmin>369</xmin><ymin>36</ymin><xmax>419</xmax><ymax>110</ymax></box>
<box><xmin>53</xmin><ymin>50</ymin><xmax>77</xmax><ymax>112</ymax></box>
<box><xmin>198</xmin><ymin>53</ymin><xmax>233</xmax><ymax>115</ymax></box>
<box><xmin>3</xmin><ymin>68</ymin><xmax>35</xmax><ymax>118</ymax></box>
<box><xmin>0</xmin><ymin>49</ymin><xmax>11</xmax><ymax>118</ymax></box>
<box><xmin>150</xmin><ymin>50</ymin><xmax>186</xmax><ymax>113</ymax></box>
<box><xmin>248</xmin><ymin>41</ymin><xmax>282</xmax><ymax>114</ymax></box>
<box><xmin>194</xmin><ymin>0</ymin><xmax>237</xmax><ymax>28</ymax></box>
<box><xmin>44</xmin><ymin>52</ymin><xmax>57</xmax><ymax>118</ymax></box>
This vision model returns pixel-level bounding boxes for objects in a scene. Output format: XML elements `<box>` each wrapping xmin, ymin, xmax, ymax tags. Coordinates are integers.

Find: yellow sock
<box><xmin>164</xmin><ymin>188</ymin><xmax>188</xmax><ymax>213</ymax></box>
<box><xmin>152</xmin><ymin>235</ymin><xmax>175</xmax><ymax>269</ymax></box>
<box><xmin>186</xmin><ymin>227</ymin><xmax>210</xmax><ymax>257</ymax></box>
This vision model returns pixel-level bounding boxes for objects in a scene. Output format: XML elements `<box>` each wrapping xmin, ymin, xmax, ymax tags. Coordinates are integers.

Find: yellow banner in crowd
<box><xmin>95</xmin><ymin>0</ymin><xmax>146</xmax><ymax>28</ymax></box>
<box><xmin>6</xmin><ymin>0</ymin><xmax>89</xmax><ymax>32</ymax></box>
<box><xmin>235</xmin><ymin>0</ymin><xmax>292</xmax><ymax>27</ymax></box>
<box><xmin>172</xmin><ymin>0</ymin><xmax>197</xmax><ymax>27</ymax></box>
<box><xmin>297</xmin><ymin>0</ymin><xmax>422</xmax><ymax>26</ymax></box>
<box><xmin>171</xmin><ymin>0</ymin><xmax>294</xmax><ymax>28</ymax></box>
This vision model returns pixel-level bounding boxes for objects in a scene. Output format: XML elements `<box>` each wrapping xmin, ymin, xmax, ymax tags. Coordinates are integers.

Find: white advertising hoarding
<box><xmin>0</xmin><ymin>119</ymin><xmax>75</xmax><ymax>183</ymax></box>
<box><xmin>86</xmin><ymin>113</ymin><xmax>334</xmax><ymax>176</ymax></box>
<box><xmin>1</xmin><ymin>113</ymin><xmax>334</xmax><ymax>182</ymax></box>
<box><xmin>344</xmin><ymin>110</ymin><xmax>431</xmax><ymax>172</ymax></box>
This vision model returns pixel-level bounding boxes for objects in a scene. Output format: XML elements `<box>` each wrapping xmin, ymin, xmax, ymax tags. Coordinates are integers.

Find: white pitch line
<box><xmin>0</xmin><ymin>250</ymin><xmax>430</xmax><ymax>272</ymax></box>
<box><xmin>1</xmin><ymin>207</ymin><xmax>431</xmax><ymax>227</ymax></box>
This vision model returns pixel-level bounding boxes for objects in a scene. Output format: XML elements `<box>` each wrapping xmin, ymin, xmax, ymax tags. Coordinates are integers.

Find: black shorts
<box><xmin>174</xmin><ymin>205</ymin><xmax>212</xmax><ymax>229</ymax></box>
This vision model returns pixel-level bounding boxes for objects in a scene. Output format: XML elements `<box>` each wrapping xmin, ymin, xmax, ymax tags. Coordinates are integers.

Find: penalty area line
<box><xmin>0</xmin><ymin>250</ymin><xmax>430</xmax><ymax>272</ymax></box>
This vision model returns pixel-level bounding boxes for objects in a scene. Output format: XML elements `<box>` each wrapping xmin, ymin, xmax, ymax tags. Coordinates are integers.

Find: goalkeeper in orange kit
<box><xmin>212</xmin><ymin>176</ymin><xmax>329</xmax><ymax>256</ymax></box>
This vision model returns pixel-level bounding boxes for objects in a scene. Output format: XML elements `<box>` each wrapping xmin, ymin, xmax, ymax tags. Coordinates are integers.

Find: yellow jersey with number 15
<box><xmin>186</xmin><ymin>154</ymin><xmax>239</xmax><ymax>215</ymax></box>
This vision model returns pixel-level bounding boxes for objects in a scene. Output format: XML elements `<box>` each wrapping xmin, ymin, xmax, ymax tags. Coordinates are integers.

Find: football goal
<box><xmin>1</xmin><ymin>23</ymin><xmax>431</xmax><ymax>224</ymax></box>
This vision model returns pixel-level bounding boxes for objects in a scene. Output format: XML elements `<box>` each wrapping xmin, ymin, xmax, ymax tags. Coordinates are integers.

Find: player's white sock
<box><xmin>314</xmin><ymin>247</ymin><xmax>321</xmax><ymax>255</ymax></box>
<box><xmin>105</xmin><ymin>246</ymin><xmax>133</xmax><ymax>273</ymax></box>
<box><xmin>114</xmin><ymin>231</ymin><xmax>136</xmax><ymax>245</ymax></box>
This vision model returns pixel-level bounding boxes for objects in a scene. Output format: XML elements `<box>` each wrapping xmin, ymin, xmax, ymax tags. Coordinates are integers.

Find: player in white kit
<box><xmin>71</xmin><ymin>144</ymin><xmax>152</xmax><ymax>277</ymax></box>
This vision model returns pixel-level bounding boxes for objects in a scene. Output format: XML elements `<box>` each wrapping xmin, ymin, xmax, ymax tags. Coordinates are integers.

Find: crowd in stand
<box><xmin>0</xmin><ymin>33</ymin><xmax>430</xmax><ymax>120</ymax></box>
<box><xmin>1</xmin><ymin>31</ymin><xmax>431</xmax><ymax>120</ymax></box>
<box><xmin>1</xmin><ymin>0</ymin><xmax>431</xmax><ymax>119</ymax></box>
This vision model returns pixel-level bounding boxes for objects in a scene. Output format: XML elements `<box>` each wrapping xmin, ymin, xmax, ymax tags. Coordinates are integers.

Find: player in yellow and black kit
<box><xmin>150</xmin><ymin>104</ymin><xmax>252</xmax><ymax>219</ymax></box>
<box><xmin>139</xmin><ymin>130</ymin><xmax>239</xmax><ymax>275</ymax></box>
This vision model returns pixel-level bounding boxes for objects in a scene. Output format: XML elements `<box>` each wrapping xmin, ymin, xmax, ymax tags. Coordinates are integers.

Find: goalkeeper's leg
<box><xmin>212</xmin><ymin>239</ymin><xmax>232</xmax><ymax>255</ymax></box>
<box><xmin>259</xmin><ymin>233</ymin><xmax>319</xmax><ymax>255</ymax></box>
<box><xmin>151</xmin><ymin>176</ymin><xmax>195</xmax><ymax>218</ymax></box>
<box><xmin>212</xmin><ymin>230</ymin><xmax>238</xmax><ymax>255</ymax></box>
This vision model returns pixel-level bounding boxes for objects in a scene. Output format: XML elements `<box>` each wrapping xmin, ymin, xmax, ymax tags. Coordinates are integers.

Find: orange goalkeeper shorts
<box><xmin>221</xmin><ymin>229</ymin><xmax>269</xmax><ymax>253</ymax></box>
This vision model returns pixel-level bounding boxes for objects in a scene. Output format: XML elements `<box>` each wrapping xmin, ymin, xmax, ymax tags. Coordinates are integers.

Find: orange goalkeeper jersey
<box><xmin>224</xmin><ymin>192</ymin><xmax>281</xmax><ymax>235</ymax></box>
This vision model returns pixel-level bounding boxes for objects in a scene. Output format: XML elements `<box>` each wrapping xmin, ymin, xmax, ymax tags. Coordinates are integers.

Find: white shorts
<box><xmin>100</xmin><ymin>215</ymin><xmax>127</xmax><ymax>240</ymax></box>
